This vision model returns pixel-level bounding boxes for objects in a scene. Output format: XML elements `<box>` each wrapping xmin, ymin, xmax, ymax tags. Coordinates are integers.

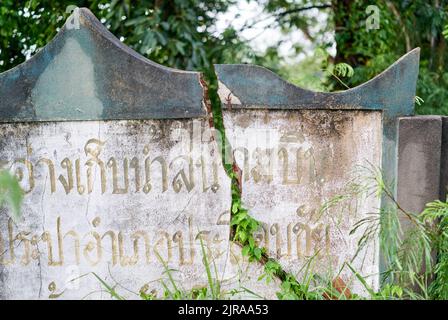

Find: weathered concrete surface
<box><xmin>215</xmin><ymin>49</ymin><xmax>420</xmax><ymax>202</ymax></box>
<box><xmin>397</xmin><ymin>116</ymin><xmax>442</xmax><ymax>228</ymax></box>
<box><xmin>0</xmin><ymin>8</ymin><xmax>237</xmax><ymax>300</ymax></box>
<box><xmin>223</xmin><ymin>109</ymin><xmax>382</xmax><ymax>293</ymax></box>
<box><xmin>439</xmin><ymin>117</ymin><xmax>448</xmax><ymax>201</ymax></box>
<box><xmin>0</xmin><ymin>7</ymin><xmax>422</xmax><ymax>299</ymax></box>
<box><xmin>216</xmin><ymin>50</ymin><xmax>420</xmax><ymax>292</ymax></box>
<box><xmin>396</xmin><ymin>116</ymin><xmax>443</xmax><ymax>282</ymax></box>
<box><xmin>0</xmin><ymin>8</ymin><xmax>205</xmax><ymax>121</ymax></box>
<box><xmin>215</xmin><ymin>49</ymin><xmax>419</xmax><ymax>116</ymax></box>
<box><xmin>0</xmin><ymin>119</ymin><xmax>232</xmax><ymax>299</ymax></box>
<box><xmin>220</xmin><ymin>243</ymin><xmax>281</xmax><ymax>299</ymax></box>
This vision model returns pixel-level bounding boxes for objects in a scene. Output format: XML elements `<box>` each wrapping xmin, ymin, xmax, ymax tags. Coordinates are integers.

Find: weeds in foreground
<box><xmin>138</xmin><ymin>163</ymin><xmax>448</xmax><ymax>300</ymax></box>
<box><xmin>421</xmin><ymin>201</ymin><xmax>448</xmax><ymax>299</ymax></box>
<box><xmin>228</xmin><ymin>163</ymin><xmax>448</xmax><ymax>300</ymax></box>
<box><xmin>94</xmin><ymin>235</ymin><xmax>262</xmax><ymax>300</ymax></box>
<box><xmin>3</xmin><ymin>159</ymin><xmax>448</xmax><ymax>300</ymax></box>
<box><xmin>326</xmin><ymin>164</ymin><xmax>448</xmax><ymax>299</ymax></box>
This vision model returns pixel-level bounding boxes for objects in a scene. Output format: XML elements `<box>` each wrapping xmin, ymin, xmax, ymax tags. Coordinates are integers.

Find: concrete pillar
<box><xmin>439</xmin><ymin>117</ymin><xmax>448</xmax><ymax>201</ymax></box>
<box><xmin>397</xmin><ymin>116</ymin><xmax>442</xmax><ymax>228</ymax></box>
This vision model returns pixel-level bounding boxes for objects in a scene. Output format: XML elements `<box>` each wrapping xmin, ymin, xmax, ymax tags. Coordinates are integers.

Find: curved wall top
<box><xmin>0</xmin><ymin>8</ymin><xmax>206</xmax><ymax>122</ymax></box>
<box><xmin>215</xmin><ymin>48</ymin><xmax>419</xmax><ymax>118</ymax></box>
<box><xmin>216</xmin><ymin>50</ymin><xmax>421</xmax><ymax>277</ymax></box>
<box><xmin>215</xmin><ymin>49</ymin><xmax>420</xmax><ymax>189</ymax></box>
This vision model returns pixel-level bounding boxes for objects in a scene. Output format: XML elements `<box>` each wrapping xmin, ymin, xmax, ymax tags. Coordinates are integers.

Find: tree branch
<box><xmin>385</xmin><ymin>1</ymin><xmax>411</xmax><ymax>52</ymax></box>
<box><xmin>276</xmin><ymin>4</ymin><xmax>332</xmax><ymax>17</ymax></box>
<box><xmin>236</xmin><ymin>4</ymin><xmax>332</xmax><ymax>34</ymax></box>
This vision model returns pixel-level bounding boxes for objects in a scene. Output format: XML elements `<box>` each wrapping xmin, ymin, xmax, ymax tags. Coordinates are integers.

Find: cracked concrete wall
<box><xmin>397</xmin><ymin>116</ymin><xmax>443</xmax><ymax>227</ymax></box>
<box><xmin>0</xmin><ymin>119</ymin><xmax>232</xmax><ymax>299</ymax></box>
<box><xmin>222</xmin><ymin>109</ymin><xmax>382</xmax><ymax>293</ymax></box>
<box><xmin>0</xmin><ymin>8</ymin><xmax>228</xmax><ymax>300</ymax></box>
<box><xmin>0</xmin><ymin>7</ymin><xmax>422</xmax><ymax>300</ymax></box>
<box><xmin>216</xmin><ymin>49</ymin><xmax>420</xmax><ymax>294</ymax></box>
<box><xmin>0</xmin><ymin>7</ymin><xmax>281</xmax><ymax>300</ymax></box>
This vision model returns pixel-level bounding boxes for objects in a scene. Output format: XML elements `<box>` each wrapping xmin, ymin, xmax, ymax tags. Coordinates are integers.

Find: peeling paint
<box><xmin>217</xmin><ymin>81</ymin><xmax>242</xmax><ymax>106</ymax></box>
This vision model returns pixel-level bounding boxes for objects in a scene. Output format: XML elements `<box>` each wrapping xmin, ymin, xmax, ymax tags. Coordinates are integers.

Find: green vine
<box><xmin>227</xmin><ymin>169</ymin><xmax>327</xmax><ymax>299</ymax></box>
<box><xmin>229</xmin><ymin>174</ymin><xmax>263</xmax><ymax>261</ymax></box>
<box><xmin>202</xmin><ymin>64</ymin><xmax>336</xmax><ymax>300</ymax></box>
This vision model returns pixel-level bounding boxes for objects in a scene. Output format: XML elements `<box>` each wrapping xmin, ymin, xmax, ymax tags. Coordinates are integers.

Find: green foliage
<box><xmin>277</xmin><ymin>48</ymin><xmax>355</xmax><ymax>92</ymax></box>
<box><xmin>443</xmin><ymin>23</ymin><xmax>448</xmax><ymax>39</ymax></box>
<box><xmin>0</xmin><ymin>170</ymin><xmax>23</xmax><ymax>223</ymax></box>
<box><xmin>420</xmin><ymin>200</ymin><xmax>448</xmax><ymax>299</ymax></box>
<box><xmin>327</xmin><ymin>164</ymin><xmax>448</xmax><ymax>300</ymax></box>
<box><xmin>231</xmin><ymin>202</ymin><xmax>262</xmax><ymax>262</ymax></box>
<box><xmin>263</xmin><ymin>0</ymin><xmax>334</xmax><ymax>58</ymax></box>
<box><xmin>333</xmin><ymin>62</ymin><xmax>354</xmax><ymax>78</ymax></box>
<box><xmin>330</xmin><ymin>0</ymin><xmax>448</xmax><ymax>115</ymax></box>
<box><xmin>376</xmin><ymin>284</ymin><xmax>404</xmax><ymax>299</ymax></box>
<box><xmin>349</xmin><ymin>263</ymin><xmax>403</xmax><ymax>300</ymax></box>
<box><xmin>277</xmin><ymin>54</ymin><xmax>328</xmax><ymax>92</ymax></box>
<box><xmin>198</xmin><ymin>234</ymin><xmax>221</xmax><ymax>299</ymax></box>
<box><xmin>416</xmin><ymin>66</ymin><xmax>448</xmax><ymax>115</ymax></box>
<box><xmin>91</xmin><ymin>272</ymin><xmax>125</xmax><ymax>300</ymax></box>
<box><xmin>258</xmin><ymin>252</ymin><xmax>337</xmax><ymax>300</ymax></box>
<box><xmin>0</xmin><ymin>0</ymin><xmax>254</xmax><ymax>73</ymax></box>
<box><xmin>261</xmin><ymin>1</ymin><xmax>448</xmax><ymax>114</ymax></box>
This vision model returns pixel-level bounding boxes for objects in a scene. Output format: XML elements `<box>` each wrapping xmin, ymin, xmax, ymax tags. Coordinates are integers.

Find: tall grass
<box><xmin>325</xmin><ymin>163</ymin><xmax>448</xmax><ymax>299</ymax></box>
<box><xmin>91</xmin><ymin>163</ymin><xmax>448</xmax><ymax>300</ymax></box>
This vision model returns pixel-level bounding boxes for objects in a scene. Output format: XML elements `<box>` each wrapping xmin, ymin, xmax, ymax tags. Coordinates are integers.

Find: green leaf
<box><xmin>175</xmin><ymin>41</ymin><xmax>185</xmax><ymax>55</ymax></box>
<box><xmin>0</xmin><ymin>170</ymin><xmax>23</xmax><ymax>223</ymax></box>
<box><xmin>242</xmin><ymin>245</ymin><xmax>250</xmax><ymax>256</ymax></box>
<box><xmin>238</xmin><ymin>230</ymin><xmax>247</xmax><ymax>243</ymax></box>
<box><xmin>249</xmin><ymin>219</ymin><xmax>259</xmax><ymax>230</ymax></box>
<box><xmin>346</xmin><ymin>263</ymin><xmax>375</xmax><ymax>298</ymax></box>
<box><xmin>248</xmin><ymin>236</ymin><xmax>255</xmax><ymax>249</ymax></box>
<box><xmin>254</xmin><ymin>247</ymin><xmax>262</xmax><ymax>260</ymax></box>
<box><xmin>155</xmin><ymin>31</ymin><xmax>167</xmax><ymax>46</ymax></box>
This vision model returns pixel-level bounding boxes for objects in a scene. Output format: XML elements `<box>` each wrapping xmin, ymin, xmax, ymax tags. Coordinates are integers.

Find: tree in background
<box><xmin>0</xmin><ymin>0</ymin><xmax>258</xmax><ymax>72</ymax></box>
<box><xmin>261</xmin><ymin>0</ymin><xmax>448</xmax><ymax>114</ymax></box>
<box><xmin>1</xmin><ymin>0</ymin><xmax>448</xmax><ymax>115</ymax></box>
<box><xmin>330</xmin><ymin>0</ymin><xmax>448</xmax><ymax>115</ymax></box>
<box><xmin>1</xmin><ymin>0</ymin><xmax>448</xmax><ymax>301</ymax></box>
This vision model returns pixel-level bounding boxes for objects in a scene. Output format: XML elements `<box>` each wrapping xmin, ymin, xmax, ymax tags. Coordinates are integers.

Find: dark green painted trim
<box><xmin>0</xmin><ymin>8</ymin><xmax>206</xmax><ymax>122</ymax></box>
